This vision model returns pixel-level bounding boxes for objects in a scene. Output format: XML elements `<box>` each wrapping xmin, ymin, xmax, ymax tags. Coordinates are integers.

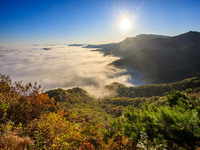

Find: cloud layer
<box><xmin>0</xmin><ymin>45</ymin><xmax>133</xmax><ymax>97</ymax></box>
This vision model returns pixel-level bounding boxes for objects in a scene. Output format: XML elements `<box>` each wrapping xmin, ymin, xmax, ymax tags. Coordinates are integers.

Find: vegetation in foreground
<box><xmin>0</xmin><ymin>73</ymin><xmax>200</xmax><ymax>149</ymax></box>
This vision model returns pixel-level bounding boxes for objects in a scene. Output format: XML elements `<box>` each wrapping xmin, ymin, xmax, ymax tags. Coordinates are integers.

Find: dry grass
<box><xmin>0</xmin><ymin>132</ymin><xmax>33</xmax><ymax>150</ymax></box>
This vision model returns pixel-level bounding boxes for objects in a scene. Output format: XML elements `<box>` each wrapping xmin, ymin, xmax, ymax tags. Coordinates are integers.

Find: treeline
<box><xmin>106</xmin><ymin>77</ymin><xmax>200</xmax><ymax>98</ymax></box>
<box><xmin>0</xmin><ymin>73</ymin><xmax>200</xmax><ymax>149</ymax></box>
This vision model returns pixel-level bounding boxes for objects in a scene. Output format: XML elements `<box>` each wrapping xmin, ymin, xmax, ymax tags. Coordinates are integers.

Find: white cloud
<box><xmin>0</xmin><ymin>45</ymin><xmax>134</xmax><ymax>98</ymax></box>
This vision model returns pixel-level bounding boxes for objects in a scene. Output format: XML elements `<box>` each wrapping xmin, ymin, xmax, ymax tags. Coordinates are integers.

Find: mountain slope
<box><xmin>113</xmin><ymin>46</ymin><xmax>200</xmax><ymax>83</ymax></box>
<box><xmin>102</xmin><ymin>31</ymin><xmax>200</xmax><ymax>83</ymax></box>
<box><xmin>100</xmin><ymin>31</ymin><xmax>200</xmax><ymax>58</ymax></box>
<box><xmin>99</xmin><ymin>34</ymin><xmax>170</xmax><ymax>57</ymax></box>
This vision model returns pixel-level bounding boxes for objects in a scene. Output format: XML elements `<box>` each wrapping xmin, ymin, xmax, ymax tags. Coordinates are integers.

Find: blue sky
<box><xmin>0</xmin><ymin>0</ymin><xmax>200</xmax><ymax>45</ymax></box>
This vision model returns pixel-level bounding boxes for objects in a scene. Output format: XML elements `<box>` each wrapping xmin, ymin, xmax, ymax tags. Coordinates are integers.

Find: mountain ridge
<box><xmin>98</xmin><ymin>31</ymin><xmax>200</xmax><ymax>83</ymax></box>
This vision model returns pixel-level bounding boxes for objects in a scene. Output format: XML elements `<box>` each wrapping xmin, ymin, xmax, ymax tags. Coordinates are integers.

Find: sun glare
<box><xmin>120</xmin><ymin>19</ymin><xmax>131</xmax><ymax>31</ymax></box>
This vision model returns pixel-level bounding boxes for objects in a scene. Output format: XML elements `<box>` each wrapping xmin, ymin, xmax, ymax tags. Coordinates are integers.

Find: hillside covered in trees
<box><xmin>95</xmin><ymin>31</ymin><xmax>200</xmax><ymax>83</ymax></box>
<box><xmin>1</xmin><ymin>74</ymin><xmax>200</xmax><ymax>149</ymax></box>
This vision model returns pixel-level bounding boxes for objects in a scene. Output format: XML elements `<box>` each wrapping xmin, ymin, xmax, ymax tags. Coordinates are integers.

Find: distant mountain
<box><xmin>100</xmin><ymin>31</ymin><xmax>200</xmax><ymax>83</ymax></box>
<box><xmin>68</xmin><ymin>44</ymin><xmax>85</xmax><ymax>47</ymax></box>
<box><xmin>42</xmin><ymin>48</ymin><xmax>51</xmax><ymax>50</ymax></box>
<box><xmin>100</xmin><ymin>31</ymin><xmax>200</xmax><ymax>58</ymax></box>
<box><xmin>84</xmin><ymin>43</ymin><xmax>116</xmax><ymax>49</ymax></box>
<box><xmin>98</xmin><ymin>34</ymin><xmax>169</xmax><ymax>57</ymax></box>
<box><xmin>32</xmin><ymin>44</ymin><xmax>40</xmax><ymax>46</ymax></box>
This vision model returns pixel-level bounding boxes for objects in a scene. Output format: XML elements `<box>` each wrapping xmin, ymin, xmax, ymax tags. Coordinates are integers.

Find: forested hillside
<box><xmin>1</xmin><ymin>74</ymin><xmax>200</xmax><ymax>149</ymax></box>
<box><xmin>97</xmin><ymin>31</ymin><xmax>200</xmax><ymax>83</ymax></box>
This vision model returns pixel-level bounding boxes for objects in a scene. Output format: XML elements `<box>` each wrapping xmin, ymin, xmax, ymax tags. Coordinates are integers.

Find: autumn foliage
<box><xmin>0</xmin><ymin>73</ymin><xmax>200</xmax><ymax>149</ymax></box>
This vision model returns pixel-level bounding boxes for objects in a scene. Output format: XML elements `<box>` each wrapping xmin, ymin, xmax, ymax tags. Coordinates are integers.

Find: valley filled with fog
<box><xmin>0</xmin><ymin>45</ymin><xmax>139</xmax><ymax>97</ymax></box>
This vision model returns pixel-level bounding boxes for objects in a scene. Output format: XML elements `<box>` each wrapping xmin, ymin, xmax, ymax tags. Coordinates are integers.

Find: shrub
<box><xmin>0</xmin><ymin>74</ymin><xmax>56</xmax><ymax>125</ymax></box>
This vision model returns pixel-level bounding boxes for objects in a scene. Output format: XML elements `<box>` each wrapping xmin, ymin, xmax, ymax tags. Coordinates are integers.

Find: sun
<box><xmin>120</xmin><ymin>19</ymin><xmax>132</xmax><ymax>31</ymax></box>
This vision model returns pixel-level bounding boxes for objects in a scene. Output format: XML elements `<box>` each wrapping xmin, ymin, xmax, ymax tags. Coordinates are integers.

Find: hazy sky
<box><xmin>0</xmin><ymin>0</ymin><xmax>200</xmax><ymax>45</ymax></box>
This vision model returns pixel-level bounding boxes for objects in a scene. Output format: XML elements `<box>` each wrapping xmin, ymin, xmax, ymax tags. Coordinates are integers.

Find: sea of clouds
<box><xmin>0</xmin><ymin>45</ymin><xmax>136</xmax><ymax>97</ymax></box>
